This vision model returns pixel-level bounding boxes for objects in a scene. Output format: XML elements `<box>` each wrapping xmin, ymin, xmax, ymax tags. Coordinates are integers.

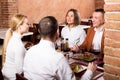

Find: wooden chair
<box><xmin>59</xmin><ymin>25</ymin><xmax>64</xmax><ymax>37</ymax></box>
<box><xmin>0</xmin><ymin>67</ymin><xmax>3</xmax><ymax>80</ymax></box>
<box><xmin>29</xmin><ymin>23</ymin><xmax>40</xmax><ymax>44</ymax></box>
<box><xmin>16</xmin><ymin>73</ymin><xmax>28</xmax><ymax>80</ymax></box>
<box><xmin>24</xmin><ymin>23</ymin><xmax>40</xmax><ymax>50</ymax></box>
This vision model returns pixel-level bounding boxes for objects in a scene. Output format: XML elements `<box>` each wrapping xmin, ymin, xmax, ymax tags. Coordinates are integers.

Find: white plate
<box><xmin>70</xmin><ymin>62</ymin><xmax>87</xmax><ymax>73</ymax></box>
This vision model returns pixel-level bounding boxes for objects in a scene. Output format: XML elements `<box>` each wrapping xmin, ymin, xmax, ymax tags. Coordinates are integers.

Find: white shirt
<box><xmin>92</xmin><ymin>27</ymin><xmax>104</xmax><ymax>52</ymax></box>
<box><xmin>23</xmin><ymin>39</ymin><xmax>93</xmax><ymax>80</ymax></box>
<box><xmin>61</xmin><ymin>25</ymin><xmax>86</xmax><ymax>48</ymax></box>
<box><xmin>2</xmin><ymin>32</ymin><xmax>26</xmax><ymax>79</ymax></box>
<box><xmin>23</xmin><ymin>39</ymin><xmax>76</xmax><ymax>80</ymax></box>
<box><xmin>80</xmin><ymin>69</ymin><xmax>93</xmax><ymax>80</ymax></box>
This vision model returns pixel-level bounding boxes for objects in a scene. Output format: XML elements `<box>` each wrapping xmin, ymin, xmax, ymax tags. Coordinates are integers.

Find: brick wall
<box><xmin>104</xmin><ymin>0</ymin><xmax>120</xmax><ymax>80</ymax></box>
<box><xmin>95</xmin><ymin>0</ymin><xmax>105</xmax><ymax>9</ymax></box>
<box><xmin>0</xmin><ymin>0</ymin><xmax>2</xmax><ymax>28</ymax></box>
<box><xmin>0</xmin><ymin>0</ymin><xmax>18</xmax><ymax>28</ymax></box>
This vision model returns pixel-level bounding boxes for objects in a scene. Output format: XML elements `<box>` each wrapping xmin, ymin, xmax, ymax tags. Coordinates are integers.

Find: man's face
<box><xmin>92</xmin><ymin>12</ymin><xmax>104</xmax><ymax>28</ymax></box>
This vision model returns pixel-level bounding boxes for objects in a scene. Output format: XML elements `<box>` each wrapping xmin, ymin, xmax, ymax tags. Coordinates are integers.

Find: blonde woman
<box><xmin>2</xmin><ymin>14</ymin><xmax>29</xmax><ymax>80</ymax></box>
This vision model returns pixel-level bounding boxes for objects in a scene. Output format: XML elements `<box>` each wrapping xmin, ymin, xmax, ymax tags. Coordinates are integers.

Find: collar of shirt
<box><xmin>39</xmin><ymin>39</ymin><xmax>55</xmax><ymax>49</ymax></box>
<box><xmin>66</xmin><ymin>25</ymin><xmax>79</xmax><ymax>30</ymax></box>
<box><xmin>94</xmin><ymin>25</ymin><xmax>104</xmax><ymax>32</ymax></box>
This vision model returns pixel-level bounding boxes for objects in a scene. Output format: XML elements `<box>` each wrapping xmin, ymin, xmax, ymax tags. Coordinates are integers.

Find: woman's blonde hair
<box><xmin>2</xmin><ymin>14</ymin><xmax>27</xmax><ymax>65</ymax></box>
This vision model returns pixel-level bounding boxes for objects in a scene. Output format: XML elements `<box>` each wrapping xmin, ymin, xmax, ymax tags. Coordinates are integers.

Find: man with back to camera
<box><xmin>23</xmin><ymin>16</ymin><xmax>96</xmax><ymax>80</ymax></box>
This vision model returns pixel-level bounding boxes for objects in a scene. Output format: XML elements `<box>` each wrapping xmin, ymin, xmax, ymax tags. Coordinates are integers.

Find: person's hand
<box><xmin>71</xmin><ymin>45</ymin><xmax>79</xmax><ymax>52</ymax></box>
<box><xmin>87</xmin><ymin>62</ymin><xmax>97</xmax><ymax>72</ymax></box>
<box><xmin>61</xmin><ymin>52</ymin><xmax>67</xmax><ymax>56</ymax></box>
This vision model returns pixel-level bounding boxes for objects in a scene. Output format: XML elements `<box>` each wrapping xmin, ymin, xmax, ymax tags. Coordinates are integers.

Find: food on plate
<box><xmin>70</xmin><ymin>63</ymin><xmax>83</xmax><ymax>73</ymax></box>
<box><xmin>72</xmin><ymin>52</ymin><xmax>96</xmax><ymax>61</ymax></box>
<box><xmin>82</xmin><ymin>52</ymin><xmax>95</xmax><ymax>61</ymax></box>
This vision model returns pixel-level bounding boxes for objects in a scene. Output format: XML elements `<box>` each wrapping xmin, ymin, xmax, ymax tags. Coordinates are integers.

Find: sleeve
<box><xmin>78</xmin><ymin>29</ymin><xmax>86</xmax><ymax>45</ymax></box>
<box><xmin>80</xmin><ymin>69</ymin><xmax>93</xmax><ymax>80</ymax></box>
<box><xmin>14</xmin><ymin>42</ymin><xmax>26</xmax><ymax>74</ymax></box>
<box><xmin>56</xmin><ymin>57</ymin><xmax>76</xmax><ymax>80</ymax></box>
<box><xmin>61</xmin><ymin>27</ymin><xmax>64</xmax><ymax>38</ymax></box>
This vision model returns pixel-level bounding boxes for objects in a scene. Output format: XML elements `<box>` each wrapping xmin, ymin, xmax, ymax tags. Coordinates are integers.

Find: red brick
<box><xmin>0</xmin><ymin>0</ymin><xmax>18</xmax><ymax>28</ymax></box>
<box><xmin>8</xmin><ymin>2</ymin><xmax>17</xmax><ymax>7</ymax></box>
<box><xmin>104</xmin><ymin>55</ymin><xmax>120</xmax><ymax>67</ymax></box>
<box><xmin>105</xmin><ymin>29</ymin><xmax>120</xmax><ymax>41</ymax></box>
<box><xmin>1</xmin><ymin>0</ymin><xmax>9</xmax><ymax>2</ymax></box>
<box><xmin>104</xmin><ymin>72</ymin><xmax>119</xmax><ymax>80</ymax></box>
<box><xmin>6</xmin><ymin>0</ymin><xmax>16</xmax><ymax>2</ymax></box>
<box><xmin>8</xmin><ymin>8</ymin><xmax>17</xmax><ymax>10</ymax></box>
<box><xmin>104</xmin><ymin>46</ymin><xmax>120</xmax><ymax>57</ymax></box>
<box><xmin>104</xmin><ymin>38</ymin><xmax>120</xmax><ymax>48</ymax></box>
<box><xmin>104</xmin><ymin>21</ymin><xmax>120</xmax><ymax>30</ymax></box>
<box><xmin>95</xmin><ymin>0</ymin><xmax>104</xmax><ymax>5</ymax></box>
<box><xmin>104</xmin><ymin>4</ymin><xmax>120</xmax><ymax>12</ymax></box>
<box><xmin>95</xmin><ymin>0</ymin><xmax>104</xmax><ymax>9</ymax></box>
<box><xmin>105</xmin><ymin>13</ymin><xmax>120</xmax><ymax>21</ymax></box>
<box><xmin>104</xmin><ymin>64</ymin><xmax>120</xmax><ymax>75</ymax></box>
<box><xmin>105</xmin><ymin>0</ymin><xmax>120</xmax><ymax>2</ymax></box>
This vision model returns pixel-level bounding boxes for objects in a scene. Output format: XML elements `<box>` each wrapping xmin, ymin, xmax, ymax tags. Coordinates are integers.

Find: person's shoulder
<box><xmin>61</xmin><ymin>25</ymin><xmax>68</xmax><ymax>33</ymax></box>
<box><xmin>62</xmin><ymin>25</ymin><xmax>68</xmax><ymax>29</ymax></box>
<box><xmin>9</xmin><ymin>37</ymin><xmax>22</xmax><ymax>48</ymax></box>
<box><xmin>88</xmin><ymin>27</ymin><xmax>94</xmax><ymax>30</ymax></box>
<box><xmin>76</xmin><ymin>25</ymin><xmax>86</xmax><ymax>32</ymax></box>
<box><xmin>76</xmin><ymin>25</ymin><xmax>84</xmax><ymax>29</ymax></box>
<box><xmin>85</xmin><ymin>27</ymin><xmax>94</xmax><ymax>35</ymax></box>
<box><xmin>26</xmin><ymin>44</ymin><xmax>39</xmax><ymax>53</ymax></box>
<box><xmin>53</xmin><ymin>51</ymin><xmax>65</xmax><ymax>60</ymax></box>
<box><xmin>54</xmin><ymin>50</ymin><xmax>64</xmax><ymax>57</ymax></box>
<box><xmin>87</xmin><ymin>27</ymin><xmax>94</xmax><ymax>32</ymax></box>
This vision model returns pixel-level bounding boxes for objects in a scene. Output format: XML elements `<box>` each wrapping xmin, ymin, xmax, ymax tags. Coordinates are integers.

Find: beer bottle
<box><xmin>64</xmin><ymin>38</ymin><xmax>69</xmax><ymax>52</ymax></box>
<box><xmin>65</xmin><ymin>38</ymin><xmax>69</xmax><ymax>49</ymax></box>
<box><xmin>61</xmin><ymin>38</ymin><xmax>64</xmax><ymax>51</ymax></box>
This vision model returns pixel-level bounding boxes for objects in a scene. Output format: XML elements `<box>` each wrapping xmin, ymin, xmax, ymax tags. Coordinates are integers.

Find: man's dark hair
<box><xmin>95</xmin><ymin>8</ymin><xmax>105</xmax><ymax>14</ymax></box>
<box><xmin>38</xmin><ymin>16</ymin><xmax>58</xmax><ymax>38</ymax></box>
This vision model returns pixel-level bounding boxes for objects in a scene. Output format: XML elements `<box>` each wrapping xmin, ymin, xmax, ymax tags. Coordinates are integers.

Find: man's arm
<box><xmin>80</xmin><ymin>62</ymin><xmax>97</xmax><ymax>80</ymax></box>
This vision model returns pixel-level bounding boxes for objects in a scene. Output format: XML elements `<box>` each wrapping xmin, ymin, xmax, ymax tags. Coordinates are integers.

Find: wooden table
<box><xmin>63</xmin><ymin>51</ymin><xmax>104</xmax><ymax>80</ymax></box>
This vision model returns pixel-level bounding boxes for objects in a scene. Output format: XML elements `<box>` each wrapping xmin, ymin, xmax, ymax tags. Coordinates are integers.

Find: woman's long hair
<box><xmin>65</xmin><ymin>8</ymin><xmax>80</xmax><ymax>26</ymax></box>
<box><xmin>2</xmin><ymin>14</ymin><xmax>27</xmax><ymax>65</ymax></box>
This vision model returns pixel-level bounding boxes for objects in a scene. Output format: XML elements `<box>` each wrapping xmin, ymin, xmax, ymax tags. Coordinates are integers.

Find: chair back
<box><xmin>0</xmin><ymin>67</ymin><xmax>3</xmax><ymax>80</ymax></box>
<box><xmin>59</xmin><ymin>25</ymin><xmax>64</xmax><ymax>37</ymax></box>
<box><xmin>16</xmin><ymin>73</ymin><xmax>27</xmax><ymax>80</ymax></box>
<box><xmin>29</xmin><ymin>23</ymin><xmax>40</xmax><ymax>44</ymax></box>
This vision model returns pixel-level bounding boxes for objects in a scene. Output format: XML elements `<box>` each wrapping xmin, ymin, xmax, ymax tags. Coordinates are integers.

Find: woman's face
<box><xmin>66</xmin><ymin>11</ymin><xmax>74</xmax><ymax>25</ymax></box>
<box><xmin>20</xmin><ymin>18</ymin><xmax>29</xmax><ymax>34</ymax></box>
